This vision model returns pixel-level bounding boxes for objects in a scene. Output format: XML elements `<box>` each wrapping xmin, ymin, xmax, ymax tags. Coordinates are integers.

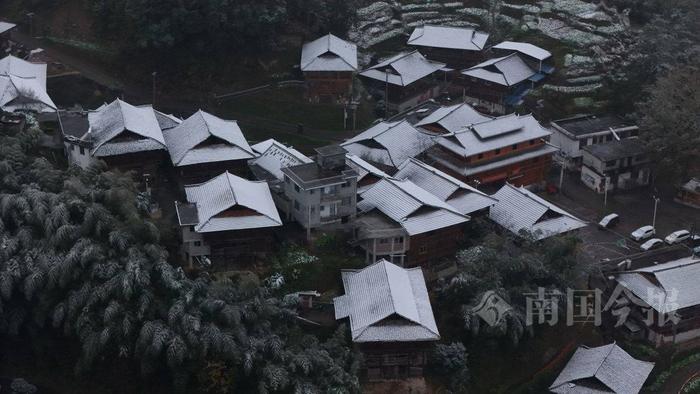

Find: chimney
<box><xmin>314</xmin><ymin>145</ymin><xmax>347</xmax><ymax>171</ymax></box>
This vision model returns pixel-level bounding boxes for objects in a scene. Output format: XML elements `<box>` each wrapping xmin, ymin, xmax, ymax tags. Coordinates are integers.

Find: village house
<box><xmin>174</xmin><ymin>171</ymin><xmax>282</xmax><ymax>271</ymax></box>
<box><xmin>413</xmin><ymin>102</ymin><xmax>493</xmax><ymax>135</ymax></box>
<box><xmin>341</xmin><ymin>119</ymin><xmax>434</xmax><ymax>171</ymax></box>
<box><xmin>550</xmin><ymin>114</ymin><xmax>640</xmax><ymax>170</ymax></box>
<box><xmin>345</xmin><ymin>153</ymin><xmax>389</xmax><ymax>193</ymax></box>
<box><xmin>491</xmin><ymin>41</ymin><xmax>554</xmax><ymax>75</ymax></box>
<box><xmin>394</xmin><ymin>158</ymin><xmax>497</xmax><ymax>216</ymax></box>
<box><xmin>406</xmin><ymin>25</ymin><xmax>489</xmax><ymax>68</ymax></box>
<box><xmin>300</xmin><ymin>33</ymin><xmax>358</xmax><ymax>103</ymax></box>
<box><xmin>605</xmin><ymin>255</ymin><xmax>700</xmax><ymax>346</ymax></box>
<box><xmin>489</xmin><ymin>183</ymin><xmax>587</xmax><ymax>240</ymax></box>
<box><xmin>334</xmin><ymin>259</ymin><xmax>440</xmax><ymax>381</ymax></box>
<box><xmin>359</xmin><ymin>51</ymin><xmax>446</xmax><ymax>114</ymax></box>
<box><xmin>458</xmin><ymin>53</ymin><xmax>537</xmax><ymax>113</ymax></box>
<box><xmin>580</xmin><ymin>137</ymin><xmax>650</xmax><ymax>194</ymax></box>
<box><xmin>549</xmin><ymin>343</ymin><xmax>654</xmax><ymax>393</ymax></box>
<box><xmin>427</xmin><ymin>112</ymin><xmax>557</xmax><ymax>187</ymax></box>
<box><xmin>676</xmin><ymin>178</ymin><xmax>700</xmax><ymax>209</ymax></box>
<box><xmin>163</xmin><ymin>110</ymin><xmax>256</xmax><ymax>186</ymax></box>
<box><xmin>248</xmin><ymin>138</ymin><xmax>313</xmax><ymax>213</ymax></box>
<box><xmin>354</xmin><ymin>177</ymin><xmax>469</xmax><ymax>274</ymax></box>
<box><xmin>281</xmin><ymin>145</ymin><xmax>358</xmax><ymax>229</ymax></box>
<box><xmin>0</xmin><ymin>22</ymin><xmax>16</xmax><ymax>52</ymax></box>
<box><xmin>0</xmin><ymin>55</ymin><xmax>56</xmax><ymax>114</ymax></box>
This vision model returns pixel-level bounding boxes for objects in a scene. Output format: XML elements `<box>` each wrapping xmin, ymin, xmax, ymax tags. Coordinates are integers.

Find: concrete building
<box><xmin>281</xmin><ymin>145</ymin><xmax>358</xmax><ymax>229</ymax></box>
<box><xmin>550</xmin><ymin>114</ymin><xmax>639</xmax><ymax>170</ymax></box>
<box><xmin>580</xmin><ymin>138</ymin><xmax>650</xmax><ymax>194</ymax></box>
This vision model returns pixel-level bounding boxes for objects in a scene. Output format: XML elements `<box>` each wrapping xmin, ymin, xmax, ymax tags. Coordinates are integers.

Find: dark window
<box><xmin>394</xmin><ymin>237</ymin><xmax>404</xmax><ymax>243</ymax></box>
<box><xmin>512</xmin><ymin>144</ymin><xmax>518</xmax><ymax>150</ymax></box>
<box><xmin>79</xmin><ymin>146</ymin><xmax>85</xmax><ymax>155</ymax></box>
<box><xmin>379</xmin><ymin>238</ymin><xmax>389</xmax><ymax>244</ymax></box>
<box><xmin>530</xmin><ymin>140</ymin><xmax>535</xmax><ymax>145</ymax></box>
<box><xmin>419</xmin><ymin>245</ymin><xmax>428</xmax><ymax>254</ymax></box>
<box><xmin>190</xmin><ymin>226</ymin><xmax>195</xmax><ymax>232</ymax></box>
<box><xmin>477</xmin><ymin>153</ymin><xmax>483</xmax><ymax>160</ymax></box>
<box><xmin>294</xmin><ymin>184</ymin><xmax>300</xmax><ymax>192</ymax></box>
<box><xmin>309</xmin><ymin>189</ymin><xmax>315</xmax><ymax>194</ymax></box>
<box><xmin>194</xmin><ymin>241</ymin><xmax>201</xmax><ymax>247</ymax></box>
<box><xmin>495</xmin><ymin>148</ymin><xmax>501</xmax><ymax>155</ymax></box>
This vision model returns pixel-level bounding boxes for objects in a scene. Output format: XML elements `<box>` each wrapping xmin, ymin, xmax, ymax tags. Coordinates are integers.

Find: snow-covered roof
<box><xmin>550</xmin><ymin>343</ymin><xmax>654</xmax><ymax>394</ymax></box>
<box><xmin>489</xmin><ymin>184</ymin><xmax>586</xmax><ymax>240</ymax></box>
<box><xmin>249</xmin><ymin>138</ymin><xmax>312</xmax><ymax>181</ymax></box>
<box><xmin>408</xmin><ymin>25</ymin><xmax>489</xmax><ymax>51</ymax></box>
<box><xmin>341</xmin><ymin>119</ymin><xmax>435</xmax><ymax>167</ymax></box>
<box><xmin>334</xmin><ymin>259</ymin><xmax>440</xmax><ymax>343</ymax></box>
<box><xmin>680</xmin><ymin>178</ymin><xmax>700</xmax><ymax>193</ymax></box>
<box><xmin>154</xmin><ymin>110</ymin><xmax>182</xmax><ymax>131</ymax></box>
<box><xmin>435</xmin><ymin>113</ymin><xmax>552</xmax><ymax>157</ymax></box>
<box><xmin>86</xmin><ymin>99</ymin><xmax>166</xmax><ymax>157</ymax></box>
<box><xmin>395</xmin><ymin>158</ymin><xmax>497</xmax><ymax>215</ymax></box>
<box><xmin>0</xmin><ymin>55</ymin><xmax>55</xmax><ymax>113</ymax></box>
<box><xmin>346</xmin><ymin>153</ymin><xmax>389</xmax><ymax>193</ymax></box>
<box><xmin>415</xmin><ymin>102</ymin><xmax>493</xmax><ymax>134</ymax></box>
<box><xmin>616</xmin><ymin>256</ymin><xmax>700</xmax><ymax>313</ymax></box>
<box><xmin>179</xmin><ymin>171</ymin><xmax>282</xmax><ymax>233</ymax></box>
<box><xmin>300</xmin><ymin>33</ymin><xmax>358</xmax><ymax>72</ymax></box>
<box><xmin>163</xmin><ymin>110</ymin><xmax>255</xmax><ymax>167</ymax></box>
<box><xmin>358</xmin><ymin>177</ymin><xmax>469</xmax><ymax>236</ymax></box>
<box><xmin>492</xmin><ymin>41</ymin><xmax>552</xmax><ymax>61</ymax></box>
<box><xmin>0</xmin><ymin>22</ymin><xmax>17</xmax><ymax>35</ymax></box>
<box><xmin>462</xmin><ymin>53</ymin><xmax>535</xmax><ymax>86</ymax></box>
<box><xmin>359</xmin><ymin>51</ymin><xmax>446</xmax><ymax>87</ymax></box>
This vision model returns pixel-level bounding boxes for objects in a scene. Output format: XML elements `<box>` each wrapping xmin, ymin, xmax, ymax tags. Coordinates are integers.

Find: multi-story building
<box><xmin>491</xmin><ymin>41</ymin><xmax>554</xmax><ymax>74</ymax></box>
<box><xmin>300</xmin><ymin>33</ymin><xmax>358</xmax><ymax>104</ymax></box>
<box><xmin>175</xmin><ymin>171</ymin><xmax>282</xmax><ymax>271</ymax></box>
<box><xmin>427</xmin><ymin>112</ymin><xmax>557</xmax><ymax>187</ymax></box>
<box><xmin>281</xmin><ymin>145</ymin><xmax>358</xmax><ymax>229</ymax></box>
<box><xmin>580</xmin><ymin>138</ymin><xmax>650</xmax><ymax>193</ymax></box>
<box><xmin>414</xmin><ymin>102</ymin><xmax>493</xmax><ymax>135</ymax></box>
<box><xmin>334</xmin><ymin>259</ymin><xmax>440</xmax><ymax>381</ymax></box>
<box><xmin>359</xmin><ymin>51</ymin><xmax>446</xmax><ymax>114</ymax></box>
<box><xmin>550</xmin><ymin>114</ymin><xmax>640</xmax><ymax>170</ymax></box>
<box><xmin>406</xmin><ymin>25</ymin><xmax>489</xmax><ymax>68</ymax></box>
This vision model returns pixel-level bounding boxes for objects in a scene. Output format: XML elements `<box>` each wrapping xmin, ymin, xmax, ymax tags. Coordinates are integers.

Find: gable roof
<box><xmin>359</xmin><ymin>51</ymin><xmax>446</xmax><ymax>87</ymax></box>
<box><xmin>341</xmin><ymin>119</ymin><xmax>435</xmax><ymax>167</ymax></box>
<box><xmin>492</xmin><ymin>41</ymin><xmax>552</xmax><ymax>61</ymax></box>
<box><xmin>408</xmin><ymin>25</ymin><xmax>489</xmax><ymax>51</ymax></box>
<box><xmin>249</xmin><ymin>138</ymin><xmax>312</xmax><ymax>181</ymax></box>
<box><xmin>435</xmin><ymin>113</ymin><xmax>552</xmax><ymax>157</ymax></box>
<box><xmin>178</xmin><ymin>171</ymin><xmax>282</xmax><ymax>233</ymax></box>
<box><xmin>395</xmin><ymin>158</ymin><xmax>497</xmax><ymax>215</ymax></box>
<box><xmin>415</xmin><ymin>102</ymin><xmax>493</xmax><ymax>134</ymax></box>
<box><xmin>163</xmin><ymin>110</ymin><xmax>255</xmax><ymax>166</ymax></box>
<box><xmin>582</xmin><ymin>138</ymin><xmax>647</xmax><ymax>162</ymax></box>
<box><xmin>358</xmin><ymin>177</ymin><xmax>469</xmax><ymax>235</ymax></box>
<box><xmin>0</xmin><ymin>55</ymin><xmax>55</xmax><ymax>113</ymax></box>
<box><xmin>334</xmin><ymin>259</ymin><xmax>440</xmax><ymax>342</ymax></box>
<box><xmin>489</xmin><ymin>183</ymin><xmax>586</xmax><ymax>240</ymax></box>
<box><xmin>0</xmin><ymin>21</ymin><xmax>17</xmax><ymax>35</ymax></box>
<box><xmin>550</xmin><ymin>343</ymin><xmax>654</xmax><ymax>394</ymax></box>
<box><xmin>346</xmin><ymin>153</ymin><xmax>389</xmax><ymax>193</ymax></box>
<box><xmin>86</xmin><ymin>99</ymin><xmax>166</xmax><ymax>156</ymax></box>
<box><xmin>615</xmin><ymin>256</ymin><xmax>700</xmax><ymax>313</ymax></box>
<box><xmin>300</xmin><ymin>33</ymin><xmax>358</xmax><ymax>72</ymax></box>
<box><xmin>462</xmin><ymin>53</ymin><xmax>536</xmax><ymax>86</ymax></box>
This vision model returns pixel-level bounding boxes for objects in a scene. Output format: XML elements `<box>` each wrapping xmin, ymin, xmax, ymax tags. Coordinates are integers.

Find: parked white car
<box><xmin>631</xmin><ymin>225</ymin><xmax>655</xmax><ymax>241</ymax></box>
<box><xmin>598</xmin><ymin>213</ymin><xmax>620</xmax><ymax>229</ymax></box>
<box><xmin>665</xmin><ymin>230</ymin><xmax>691</xmax><ymax>245</ymax></box>
<box><xmin>640</xmin><ymin>238</ymin><xmax>664</xmax><ymax>251</ymax></box>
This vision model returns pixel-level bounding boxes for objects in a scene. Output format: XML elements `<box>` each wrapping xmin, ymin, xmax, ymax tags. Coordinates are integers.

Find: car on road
<box><xmin>598</xmin><ymin>213</ymin><xmax>620</xmax><ymax>229</ymax></box>
<box><xmin>665</xmin><ymin>230</ymin><xmax>691</xmax><ymax>245</ymax></box>
<box><xmin>631</xmin><ymin>225</ymin><xmax>655</xmax><ymax>241</ymax></box>
<box><xmin>640</xmin><ymin>238</ymin><xmax>664</xmax><ymax>251</ymax></box>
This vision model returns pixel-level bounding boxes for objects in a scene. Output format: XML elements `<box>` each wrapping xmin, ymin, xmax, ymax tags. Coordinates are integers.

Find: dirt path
<box><xmin>662</xmin><ymin>361</ymin><xmax>700</xmax><ymax>394</ymax></box>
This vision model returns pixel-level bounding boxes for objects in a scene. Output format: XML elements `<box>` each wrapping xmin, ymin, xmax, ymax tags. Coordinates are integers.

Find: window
<box><xmin>419</xmin><ymin>245</ymin><xmax>428</xmax><ymax>254</ymax></box>
<box><xmin>190</xmin><ymin>226</ymin><xmax>195</xmax><ymax>232</ymax></box>
<box><xmin>495</xmin><ymin>148</ymin><xmax>501</xmax><ymax>155</ymax></box>
<box><xmin>477</xmin><ymin>153</ymin><xmax>483</xmax><ymax>160</ymax></box>
<box><xmin>294</xmin><ymin>184</ymin><xmax>300</xmax><ymax>192</ymax></box>
<box><xmin>194</xmin><ymin>241</ymin><xmax>201</xmax><ymax>247</ymax></box>
<box><xmin>379</xmin><ymin>238</ymin><xmax>389</xmax><ymax>244</ymax></box>
<box><xmin>79</xmin><ymin>146</ymin><xmax>85</xmax><ymax>155</ymax></box>
<box><xmin>309</xmin><ymin>189</ymin><xmax>315</xmax><ymax>194</ymax></box>
<box><xmin>394</xmin><ymin>237</ymin><xmax>404</xmax><ymax>243</ymax></box>
<box><xmin>294</xmin><ymin>200</ymin><xmax>300</xmax><ymax>211</ymax></box>
<box><xmin>320</xmin><ymin>205</ymin><xmax>325</xmax><ymax>211</ymax></box>
<box><xmin>341</xmin><ymin>181</ymin><xmax>349</xmax><ymax>188</ymax></box>
<box><xmin>530</xmin><ymin>140</ymin><xmax>535</xmax><ymax>145</ymax></box>
<box><xmin>342</xmin><ymin>197</ymin><xmax>352</xmax><ymax>206</ymax></box>
<box><xmin>512</xmin><ymin>144</ymin><xmax>518</xmax><ymax>150</ymax></box>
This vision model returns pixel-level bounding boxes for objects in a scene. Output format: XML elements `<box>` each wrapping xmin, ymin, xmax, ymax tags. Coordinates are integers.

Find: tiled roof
<box><xmin>433</xmin><ymin>144</ymin><xmax>558</xmax><ymax>177</ymax></box>
<box><xmin>550</xmin><ymin>343</ymin><xmax>654</xmax><ymax>394</ymax></box>
<box><xmin>582</xmin><ymin>138</ymin><xmax>647</xmax><ymax>162</ymax></box>
<box><xmin>300</xmin><ymin>33</ymin><xmax>358</xmax><ymax>72</ymax></box>
<box><xmin>680</xmin><ymin>178</ymin><xmax>700</xmax><ymax>193</ymax></box>
<box><xmin>489</xmin><ymin>183</ymin><xmax>586</xmax><ymax>240</ymax></box>
<box><xmin>415</xmin><ymin>102</ymin><xmax>493</xmax><ymax>134</ymax></box>
<box><xmin>180</xmin><ymin>171</ymin><xmax>282</xmax><ymax>233</ymax></box>
<box><xmin>154</xmin><ymin>110</ymin><xmax>182</xmax><ymax>131</ymax></box>
<box><xmin>341</xmin><ymin>119</ymin><xmax>435</xmax><ymax>167</ymax></box>
<box><xmin>407</xmin><ymin>25</ymin><xmax>489</xmax><ymax>51</ymax></box>
<box><xmin>346</xmin><ymin>153</ymin><xmax>389</xmax><ymax>193</ymax></box>
<box><xmin>86</xmin><ymin>99</ymin><xmax>166</xmax><ymax>157</ymax></box>
<box><xmin>394</xmin><ymin>158</ymin><xmax>496</xmax><ymax>215</ymax></box>
<box><xmin>492</xmin><ymin>41</ymin><xmax>552</xmax><ymax>61</ymax></box>
<box><xmin>435</xmin><ymin>113</ymin><xmax>552</xmax><ymax>157</ymax></box>
<box><xmin>0</xmin><ymin>55</ymin><xmax>55</xmax><ymax>113</ymax></box>
<box><xmin>358</xmin><ymin>177</ymin><xmax>469</xmax><ymax>235</ymax></box>
<box><xmin>359</xmin><ymin>51</ymin><xmax>446</xmax><ymax>87</ymax></box>
<box><xmin>0</xmin><ymin>22</ymin><xmax>17</xmax><ymax>35</ymax></box>
<box><xmin>163</xmin><ymin>110</ymin><xmax>255</xmax><ymax>166</ymax></box>
<box><xmin>334</xmin><ymin>259</ymin><xmax>440</xmax><ymax>343</ymax></box>
<box><xmin>249</xmin><ymin>138</ymin><xmax>312</xmax><ymax>181</ymax></box>
<box><xmin>462</xmin><ymin>53</ymin><xmax>535</xmax><ymax>86</ymax></box>
<box><xmin>616</xmin><ymin>256</ymin><xmax>700</xmax><ymax>313</ymax></box>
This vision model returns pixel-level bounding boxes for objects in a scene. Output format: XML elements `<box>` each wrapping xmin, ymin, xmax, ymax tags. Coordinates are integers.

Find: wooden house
<box><xmin>0</xmin><ymin>55</ymin><xmax>56</xmax><ymax>114</ymax></box>
<box><xmin>0</xmin><ymin>22</ymin><xmax>16</xmax><ymax>51</ymax></box>
<box><xmin>300</xmin><ymin>33</ymin><xmax>358</xmax><ymax>104</ymax></box>
<box><xmin>676</xmin><ymin>178</ymin><xmax>700</xmax><ymax>209</ymax></box>
<box><xmin>407</xmin><ymin>25</ymin><xmax>489</xmax><ymax>68</ymax></box>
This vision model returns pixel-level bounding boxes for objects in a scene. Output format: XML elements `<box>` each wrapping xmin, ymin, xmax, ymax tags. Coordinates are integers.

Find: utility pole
<box><xmin>151</xmin><ymin>71</ymin><xmax>157</xmax><ymax>105</ymax></box>
<box><xmin>384</xmin><ymin>68</ymin><xmax>389</xmax><ymax>118</ymax></box>
<box><xmin>603</xmin><ymin>175</ymin><xmax>609</xmax><ymax>207</ymax></box>
<box><xmin>652</xmin><ymin>195</ymin><xmax>660</xmax><ymax>228</ymax></box>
